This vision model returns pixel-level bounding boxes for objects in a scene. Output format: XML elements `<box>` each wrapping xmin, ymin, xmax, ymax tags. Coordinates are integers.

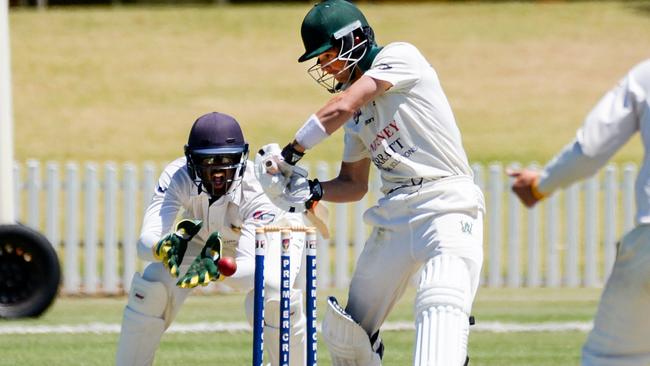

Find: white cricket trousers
<box><xmin>582</xmin><ymin>224</ymin><xmax>650</xmax><ymax>366</ymax></box>
<box><xmin>345</xmin><ymin>175</ymin><xmax>484</xmax><ymax>339</ymax></box>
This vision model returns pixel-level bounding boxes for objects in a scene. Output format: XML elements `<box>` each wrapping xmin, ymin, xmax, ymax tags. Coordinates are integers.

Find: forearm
<box><xmin>290</xmin><ymin>77</ymin><xmax>389</xmax><ymax>153</ymax></box>
<box><xmin>287</xmin><ymin>99</ymin><xmax>354</xmax><ymax>155</ymax></box>
<box><xmin>537</xmin><ymin>140</ymin><xmax>613</xmax><ymax>194</ymax></box>
<box><xmin>320</xmin><ymin>179</ymin><xmax>367</xmax><ymax>203</ymax></box>
<box><xmin>317</xmin><ymin>159</ymin><xmax>371</xmax><ymax>203</ymax></box>
<box><xmin>315</xmin><ymin>94</ymin><xmax>358</xmax><ymax>135</ymax></box>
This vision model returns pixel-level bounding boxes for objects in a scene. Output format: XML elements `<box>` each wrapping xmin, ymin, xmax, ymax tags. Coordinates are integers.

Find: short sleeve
<box><xmin>342</xmin><ymin>128</ymin><xmax>370</xmax><ymax>162</ymax></box>
<box><xmin>363</xmin><ymin>43</ymin><xmax>422</xmax><ymax>92</ymax></box>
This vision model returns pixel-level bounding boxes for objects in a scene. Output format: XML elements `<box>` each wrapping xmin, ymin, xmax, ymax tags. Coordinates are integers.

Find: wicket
<box><xmin>253</xmin><ymin>226</ymin><xmax>318</xmax><ymax>366</ymax></box>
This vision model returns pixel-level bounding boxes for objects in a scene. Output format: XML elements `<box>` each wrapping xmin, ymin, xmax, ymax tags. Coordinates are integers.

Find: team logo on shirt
<box><xmin>376</xmin><ymin>63</ymin><xmax>392</xmax><ymax>70</ymax></box>
<box><xmin>353</xmin><ymin>110</ymin><xmax>362</xmax><ymax>125</ymax></box>
<box><xmin>252</xmin><ymin>210</ymin><xmax>276</xmax><ymax>223</ymax></box>
<box><xmin>460</xmin><ymin>220</ymin><xmax>473</xmax><ymax>235</ymax></box>
<box><xmin>369</xmin><ymin>121</ymin><xmax>400</xmax><ymax>152</ymax></box>
<box><xmin>367</xmin><ymin>120</ymin><xmax>420</xmax><ymax>172</ymax></box>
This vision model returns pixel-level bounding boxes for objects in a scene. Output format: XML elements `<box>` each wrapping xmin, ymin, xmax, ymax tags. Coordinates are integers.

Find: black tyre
<box><xmin>0</xmin><ymin>224</ymin><xmax>61</xmax><ymax>318</ymax></box>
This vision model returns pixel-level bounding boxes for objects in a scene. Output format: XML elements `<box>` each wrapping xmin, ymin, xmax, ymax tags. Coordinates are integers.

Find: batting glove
<box><xmin>153</xmin><ymin>219</ymin><xmax>203</xmax><ymax>277</ymax></box>
<box><xmin>284</xmin><ymin>169</ymin><xmax>323</xmax><ymax>210</ymax></box>
<box><xmin>281</xmin><ymin>142</ymin><xmax>305</xmax><ymax>166</ymax></box>
<box><xmin>305</xmin><ymin>178</ymin><xmax>323</xmax><ymax>210</ymax></box>
<box><xmin>177</xmin><ymin>231</ymin><xmax>223</xmax><ymax>288</ymax></box>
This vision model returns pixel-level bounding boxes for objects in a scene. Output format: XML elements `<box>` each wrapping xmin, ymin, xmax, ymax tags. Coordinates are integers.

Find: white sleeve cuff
<box><xmin>295</xmin><ymin>114</ymin><xmax>329</xmax><ymax>149</ymax></box>
<box><xmin>537</xmin><ymin>140</ymin><xmax>609</xmax><ymax>194</ymax></box>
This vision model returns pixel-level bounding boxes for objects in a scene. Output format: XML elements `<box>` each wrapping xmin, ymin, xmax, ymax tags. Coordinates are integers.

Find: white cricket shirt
<box><xmin>538</xmin><ymin>59</ymin><xmax>650</xmax><ymax>224</ymax></box>
<box><xmin>342</xmin><ymin>42</ymin><xmax>473</xmax><ymax>194</ymax></box>
<box><xmin>137</xmin><ymin>158</ymin><xmax>301</xmax><ymax>263</ymax></box>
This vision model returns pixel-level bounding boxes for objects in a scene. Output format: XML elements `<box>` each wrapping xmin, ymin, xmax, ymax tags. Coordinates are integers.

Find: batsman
<box><xmin>115</xmin><ymin>112</ymin><xmax>308</xmax><ymax>366</ymax></box>
<box><xmin>256</xmin><ymin>1</ymin><xmax>484</xmax><ymax>365</ymax></box>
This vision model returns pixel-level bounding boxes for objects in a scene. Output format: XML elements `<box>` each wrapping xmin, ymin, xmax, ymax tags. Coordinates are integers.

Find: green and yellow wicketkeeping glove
<box><xmin>153</xmin><ymin>219</ymin><xmax>203</xmax><ymax>277</ymax></box>
<box><xmin>177</xmin><ymin>231</ymin><xmax>223</xmax><ymax>288</ymax></box>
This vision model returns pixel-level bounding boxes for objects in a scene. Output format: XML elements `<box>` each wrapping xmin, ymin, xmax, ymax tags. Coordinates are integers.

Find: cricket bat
<box><xmin>304</xmin><ymin>202</ymin><xmax>330</xmax><ymax>239</ymax></box>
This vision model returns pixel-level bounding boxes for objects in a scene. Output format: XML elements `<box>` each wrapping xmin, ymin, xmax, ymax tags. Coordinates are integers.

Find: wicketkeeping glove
<box><xmin>177</xmin><ymin>231</ymin><xmax>223</xmax><ymax>288</ymax></box>
<box><xmin>153</xmin><ymin>219</ymin><xmax>203</xmax><ymax>277</ymax></box>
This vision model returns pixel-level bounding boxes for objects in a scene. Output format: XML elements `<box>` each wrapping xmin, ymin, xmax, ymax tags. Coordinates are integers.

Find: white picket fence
<box><xmin>11</xmin><ymin>160</ymin><xmax>637</xmax><ymax>295</ymax></box>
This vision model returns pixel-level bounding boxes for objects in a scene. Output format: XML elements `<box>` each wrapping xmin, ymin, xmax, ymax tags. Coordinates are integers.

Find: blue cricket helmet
<box><xmin>184</xmin><ymin>112</ymin><xmax>249</xmax><ymax>199</ymax></box>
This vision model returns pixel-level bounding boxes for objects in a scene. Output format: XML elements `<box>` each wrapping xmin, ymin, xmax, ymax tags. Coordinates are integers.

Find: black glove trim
<box><xmin>305</xmin><ymin>178</ymin><xmax>323</xmax><ymax>210</ymax></box>
<box><xmin>281</xmin><ymin>142</ymin><xmax>305</xmax><ymax>166</ymax></box>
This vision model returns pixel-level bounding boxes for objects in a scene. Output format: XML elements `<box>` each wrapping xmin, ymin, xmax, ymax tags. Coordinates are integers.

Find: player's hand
<box><xmin>177</xmin><ymin>231</ymin><xmax>222</xmax><ymax>288</ymax></box>
<box><xmin>277</xmin><ymin>168</ymin><xmax>323</xmax><ymax>211</ymax></box>
<box><xmin>292</xmin><ymin>174</ymin><xmax>323</xmax><ymax>210</ymax></box>
<box><xmin>255</xmin><ymin>143</ymin><xmax>295</xmax><ymax>197</ymax></box>
<box><xmin>507</xmin><ymin>168</ymin><xmax>544</xmax><ymax>208</ymax></box>
<box><xmin>153</xmin><ymin>219</ymin><xmax>203</xmax><ymax>277</ymax></box>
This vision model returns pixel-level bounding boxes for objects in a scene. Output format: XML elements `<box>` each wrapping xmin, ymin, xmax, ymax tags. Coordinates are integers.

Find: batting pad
<box><xmin>413</xmin><ymin>255</ymin><xmax>472</xmax><ymax>366</ymax></box>
<box><xmin>322</xmin><ymin>296</ymin><xmax>382</xmax><ymax>366</ymax></box>
<box><xmin>262</xmin><ymin>290</ymin><xmax>306</xmax><ymax>366</ymax></box>
<box><xmin>115</xmin><ymin>273</ymin><xmax>168</xmax><ymax>366</ymax></box>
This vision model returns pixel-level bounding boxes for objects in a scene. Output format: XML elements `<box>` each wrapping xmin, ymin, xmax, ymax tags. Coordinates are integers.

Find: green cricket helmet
<box><xmin>299</xmin><ymin>0</ymin><xmax>379</xmax><ymax>93</ymax></box>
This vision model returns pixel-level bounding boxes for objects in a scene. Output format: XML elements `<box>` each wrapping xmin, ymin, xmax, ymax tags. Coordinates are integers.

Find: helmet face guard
<box><xmin>185</xmin><ymin>146</ymin><xmax>249</xmax><ymax>199</ymax></box>
<box><xmin>307</xmin><ymin>21</ymin><xmax>369</xmax><ymax>93</ymax></box>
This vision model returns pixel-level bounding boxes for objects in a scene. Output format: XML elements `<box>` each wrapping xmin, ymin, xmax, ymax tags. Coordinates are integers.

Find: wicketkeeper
<box><xmin>256</xmin><ymin>1</ymin><xmax>485</xmax><ymax>365</ymax></box>
<box><xmin>115</xmin><ymin>112</ymin><xmax>307</xmax><ymax>366</ymax></box>
<box><xmin>509</xmin><ymin>59</ymin><xmax>650</xmax><ymax>366</ymax></box>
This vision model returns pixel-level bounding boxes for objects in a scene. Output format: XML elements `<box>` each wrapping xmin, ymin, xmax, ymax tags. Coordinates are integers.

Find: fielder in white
<box><xmin>509</xmin><ymin>60</ymin><xmax>650</xmax><ymax>366</ymax></box>
<box><xmin>256</xmin><ymin>1</ymin><xmax>485</xmax><ymax>365</ymax></box>
<box><xmin>115</xmin><ymin>112</ymin><xmax>307</xmax><ymax>366</ymax></box>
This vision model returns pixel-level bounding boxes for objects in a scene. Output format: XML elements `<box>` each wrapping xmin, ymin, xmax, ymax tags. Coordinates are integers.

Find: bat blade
<box><xmin>304</xmin><ymin>203</ymin><xmax>330</xmax><ymax>239</ymax></box>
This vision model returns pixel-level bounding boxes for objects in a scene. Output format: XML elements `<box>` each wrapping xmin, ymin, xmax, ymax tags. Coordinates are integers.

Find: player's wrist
<box><xmin>531</xmin><ymin>178</ymin><xmax>546</xmax><ymax>201</ymax></box>
<box><xmin>295</xmin><ymin>114</ymin><xmax>329</xmax><ymax>149</ymax></box>
<box><xmin>281</xmin><ymin>142</ymin><xmax>305</xmax><ymax>165</ymax></box>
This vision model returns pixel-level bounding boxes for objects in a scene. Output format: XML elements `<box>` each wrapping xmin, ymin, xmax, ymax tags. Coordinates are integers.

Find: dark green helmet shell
<box><xmin>298</xmin><ymin>0</ymin><xmax>370</xmax><ymax>63</ymax></box>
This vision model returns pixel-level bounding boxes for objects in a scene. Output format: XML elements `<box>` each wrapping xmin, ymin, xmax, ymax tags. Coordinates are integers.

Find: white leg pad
<box><xmin>322</xmin><ymin>297</ymin><xmax>382</xmax><ymax>366</ymax></box>
<box><xmin>249</xmin><ymin>290</ymin><xmax>306</xmax><ymax>366</ymax></box>
<box><xmin>413</xmin><ymin>255</ymin><xmax>473</xmax><ymax>366</ymax></box>
<box><xmin>115</xmin><ymin>273</ymin><xmax>169</xmax><ymax>366</ymax></box>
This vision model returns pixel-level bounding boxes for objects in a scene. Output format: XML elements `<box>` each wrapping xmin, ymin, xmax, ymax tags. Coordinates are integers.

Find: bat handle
<box><xmin>265</xmin><ymin>159</ymin><xmax>280</xmax><ymax>175</ymax></box>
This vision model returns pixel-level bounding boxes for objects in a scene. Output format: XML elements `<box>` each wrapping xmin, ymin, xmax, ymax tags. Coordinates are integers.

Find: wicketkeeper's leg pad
<box><xmin>115</xmin><ymin>272</ymin><xmax>169</xmax><ymax>366</ymax></box>
<box><xmin>413</xmin><ymin>255</ymin><xmax>474</xmax><ymax>366</ymax></box>
<box><xmin>322</xmin><ymin>296</ymin><xmax>382</xmax><ymax>366</ymax></box>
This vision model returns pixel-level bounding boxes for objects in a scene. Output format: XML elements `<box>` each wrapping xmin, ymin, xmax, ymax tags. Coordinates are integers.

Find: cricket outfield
<box><xmin>0</xmin><ymin>287</ymin><xmax>600</xmax><ymax>365</ymax></box>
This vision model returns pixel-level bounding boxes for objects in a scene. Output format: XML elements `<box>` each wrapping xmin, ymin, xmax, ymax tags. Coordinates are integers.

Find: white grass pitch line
<box><xmin>0</xmin><ymin>321</ymin><xmax>593</xmax><ymax>335</ymax></box>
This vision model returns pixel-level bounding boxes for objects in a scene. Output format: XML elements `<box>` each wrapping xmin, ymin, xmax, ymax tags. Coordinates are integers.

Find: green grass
<box><xmin>9</xmin><ymin>2</ymin><xmax>650</xmax><ymax>165</ymax></box>
<box><xmin>0</xmin><ymin>287</ymin><xmax>601</xmax><ymax>365</ymax></box>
